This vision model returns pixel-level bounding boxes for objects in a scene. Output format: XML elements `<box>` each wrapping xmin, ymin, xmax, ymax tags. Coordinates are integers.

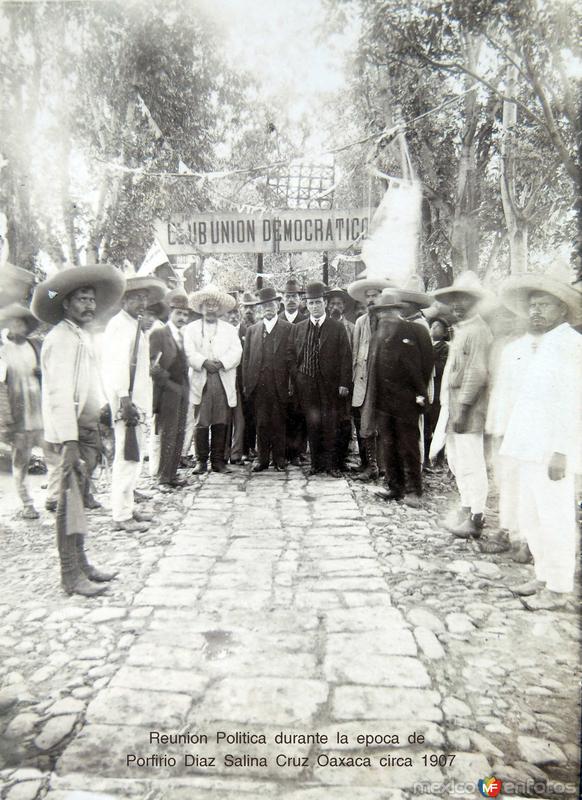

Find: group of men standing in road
<box><xmin>0</xmin><ymin>259</ymin><xmax>579</xmax><ymax>610</ymax></box>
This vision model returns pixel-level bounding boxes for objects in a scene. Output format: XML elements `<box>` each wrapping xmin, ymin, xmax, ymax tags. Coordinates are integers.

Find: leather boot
<box><xmin>353</xmin><ymin>437</ymin><xmax>379</xmax><ymax>481</ymax></box>
<box><xmin>451</xmin><ymin>512</ymin><xmax>485</xmax><ymax>539</ymax></box>
<box><xmin>57</xmin><ymin>524</ymin><xmax>106</xmax><ymax>597</ymax></box>
<box><xmin>210</xmin><ymin>424</ymin><xmax>229</xmax><ymax>472</ymax></box>
<box><xmin>193</xmin><ymin>427</ymin><xmax>209</xmax><ymax>474</ymax></box>
<box><xmin>76</xmin><ymin>534</ymin><xmax>117</xmax><ymax>582</ymax></box>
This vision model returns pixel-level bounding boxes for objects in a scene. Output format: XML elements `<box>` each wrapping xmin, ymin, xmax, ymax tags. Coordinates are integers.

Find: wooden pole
<box><xmin>322</xmin><ymin>251</ymin><xmax>329</xmax><ymax>285</ymax></box>
<box><xmin>257</xmin><ymin>253</ymin><xmax>263</xmax><ymax>290</ymax></box>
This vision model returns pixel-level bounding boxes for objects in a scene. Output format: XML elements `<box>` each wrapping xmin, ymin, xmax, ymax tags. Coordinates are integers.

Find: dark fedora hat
<box><xmin>305</xmin><ymin>281</ymin><xmax>328</xmax><ymax>300</ymax></box>
<box><xmin>165</xmin><ymin>289</ymin><xmax>190</xmax><ymax>311</ymax></box>
<box><xmin>282</xmin><ymin>277</ymin><xmax>304</xmax><ymax>295</ymax></box>
<box><xmin>254</xmin><ymin>286</ymin><xmax>282</xmax><ymax>305</ymax></box>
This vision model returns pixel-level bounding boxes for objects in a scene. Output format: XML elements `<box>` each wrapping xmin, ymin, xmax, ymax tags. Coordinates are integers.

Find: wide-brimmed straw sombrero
<box><xmin>369</xmin><ymin>289</ymin><xmax>407</xmax><ymax>310</ymax></box>
<box><xmin>0</xmin><ymin>303</ymin><xmax>40</xmax><ymax>332</ymax></box>
<box><xmin>31</xmin><ymin>264</ymin><xmax>126</xmax><ymax>326</ymax></box>
<box><xmin>189</xmin><ymin>284</ymin><xmax>236</xmax><ymax>315</ymax></box>
<box><xmin>500</xmin><ymin>262</ymin><xmax>581</xmax><ymax>323</ymax></box>
<box><xmin>396</xmin><ymin>274</ymin><xmax>431</xmax><ymax>308</ymax></box>
<box><xmin>431</xmin><ymin>271</ymin><xmax>486</xmax><ymax>304</ymax></box>
<box><xmin>347</xmin><ymin>277</ymin><xmax>395</xmax><ymax>304</ymax></box>
<box><xmin>124</xmin><ymin>275</ymin><xmax>167</xmax><ymax>304</ymax></box>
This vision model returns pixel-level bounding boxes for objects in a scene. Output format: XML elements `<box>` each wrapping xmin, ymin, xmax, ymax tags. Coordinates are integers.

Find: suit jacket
<box><xmin>183</xmin><ymin>318</ymin><xmax>242</xmax><ymax>407</ymax></box>
<box><xmin>243</xmin><ymin>318</ymin><xmax>293</xmax><ymax>403</ymax></box>
<box><xmin>149</xmin><ymin>325</ymin><xmax>189</xmax><ymax>416</ymax></box>
<box><xmin>288</xmin><ymin>316</ymin><xmax>352</xmax><ymax>397</ymax></box>
<box><xmin>374</xmin><ymin>319</ymin><xmax>434</xmax><ymax>423</ymax></box>
<box><xmin>352</xmin><ymin>313</ymin><xmax>372</xmax><ymax>407</ymax></box>
<box><xmin>279</xmin><ymin>309</ymin><xmax>308</xmax><ymax>325</ymax></box>
<box><xmin>445</xmin><ymin>314</ymin><xmax>492</xmax><ymax>432</ymax></box>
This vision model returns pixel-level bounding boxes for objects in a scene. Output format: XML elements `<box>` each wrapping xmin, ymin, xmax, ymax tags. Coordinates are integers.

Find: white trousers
<box><xmin>148</xmin><ymin>425</ymin><xmax>161</xmax><ymax>478</ymax></box>
<box><xmin>446</xmin><ymin>432</ymin><xmax>488</xmax><ymax>515</ymax></box>
<box><xmin>517</xmin><ymin>462</ymin><xmax>576</xmax><ymax>593</ymax></box>
<box><xmin>182</xmin><ymin>403</ymin><xmax>195</xmax><ymax>457</ymax></box>
<box><xmin>112</xmin><ymin>420</ymin><xmax>145</xmax><ymax>523</ymax></box>
<box><xmin>490</xmin><ymin>438</ymin><xmax>523</xmax><ymax>542</ymax></box>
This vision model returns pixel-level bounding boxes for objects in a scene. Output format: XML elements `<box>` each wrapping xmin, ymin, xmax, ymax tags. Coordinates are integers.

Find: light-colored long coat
<box><xmin>351</xmin><ymin>313</ymin><xmax>371</xmax><ymax>408</ymax></box>
<box><xmin>183</xmin><ymin>318</ymin><xmax>242</xmax><ymax>407</ymax></box>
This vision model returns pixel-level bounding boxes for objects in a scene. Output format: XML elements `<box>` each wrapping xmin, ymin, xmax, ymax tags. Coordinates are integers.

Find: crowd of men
<box><xmin>0</xmin><ymin>260</ymin><xmax>580</xmax><ymax>609</ymax></box>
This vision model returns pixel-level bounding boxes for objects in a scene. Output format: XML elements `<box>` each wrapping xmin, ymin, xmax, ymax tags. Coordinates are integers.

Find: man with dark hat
<box><xmin>243</xmin><ymin>287</ymin><xmax>293</xmax><ymax>472</ymax></box>
<box><xmin>326</xmin><ymin>288</ymin><xmax>355</xmax><ymax>470</ymax></box>
<box><xmin>0</xmin><ymin>304</ymin><xmax>44</xmax><ymax>518</ymax></box>
<box><xmin>183</xmin><ymin>285</ymin><xmax>242</xmax><ymax>474</ymax></box>
<box><xmin>149</xmin><ymin>289</ymin><xmax>191</xmax><ymax>489</ymax></box>
<box><xmin>288</xmin><ymin>281</ymin><xmax>352</xmax><ymax>477</ymax></box>
<box><xmin>241</xmin><ymin>291</ymin><xmax>258</xmax><ymax>328</ymax></box>
<box><xmin>279</xmin><ymin>277</ymin><xmax>307</xmax><ymax>325</ymax></box>
<box><xmin>32</xmin><ymin>263</ymin><xmax>125</xmax><ymax>596</ymax></box>
<box><xmin>347</xmin><ymin>275</ymin><xmax>393</xmax><ymax>480</ymax></box>
<box><xmin>279</xmin><ymin>277</ymin><xmax>308</xmax><ymax>464</ymax></box>
<box><xmin>102</xmin><ymin>274</ymin><xmax>166</xmax><ymax>532</ymax></box>
<box><xmin>371</xmin><ymin>289</ymin><xmax>434</xmax><ymax>506</ymax></box>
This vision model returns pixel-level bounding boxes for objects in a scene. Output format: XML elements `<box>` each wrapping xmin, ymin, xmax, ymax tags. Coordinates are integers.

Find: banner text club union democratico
<box><xmin>155</xmin><ymin>208</ymin><xmax>373</xmax><ymax>255</ymax></box>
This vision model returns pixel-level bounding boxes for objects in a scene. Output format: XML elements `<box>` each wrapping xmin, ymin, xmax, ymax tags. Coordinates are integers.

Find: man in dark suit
<box><xmin>371</xmin><ymin>289</ymin><xmax>434</xmax><ymax>506</ymax></box>
<box><xmin>279</xmin><ymin>277</ymin><xmax>308</xmax><ymax>464</ymax></box>
<box><xmin>149</xmin><ymin>290</ymin><xmax>191</xmax><ymax>489</ymax></box>
<box><xmin>243</xmin><ymin>287</ymin><xmax>293</xmax><ymax>472</ymax></box>
<box><xmin>288</xmin><ymin>281</ymin><xmax>352</xmax><ymax>478</ymax></box>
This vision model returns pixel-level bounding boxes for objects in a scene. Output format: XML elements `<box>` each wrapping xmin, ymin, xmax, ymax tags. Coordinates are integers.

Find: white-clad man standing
<box><xmin>101</xmin><ymin>275</ymin><xmax>166</xmax><ymax>532</ymax></box>
<box><xmin>498</xmin><ymin>264</ymin><xmax>581</xmax><ymax>608</ymax></box>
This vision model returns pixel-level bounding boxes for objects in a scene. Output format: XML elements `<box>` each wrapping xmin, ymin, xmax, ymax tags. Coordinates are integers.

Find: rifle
<box><xmin>124</xmin><ymin>315</ymin><xmax>142</xmax><ymax>462</ymax></box>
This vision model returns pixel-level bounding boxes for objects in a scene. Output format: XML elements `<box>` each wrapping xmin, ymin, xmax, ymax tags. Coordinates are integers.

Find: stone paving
<box><xmin>0</xmin><ymin>463</ymin><xmax>580</xmax><ymax>800</ymax></box>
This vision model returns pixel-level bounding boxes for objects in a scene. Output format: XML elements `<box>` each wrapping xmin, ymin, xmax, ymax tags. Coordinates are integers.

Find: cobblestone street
<box><xmin>0</xmin><ymin>464</ymin><xmax>580</xmax><ymax>800</ymax></box>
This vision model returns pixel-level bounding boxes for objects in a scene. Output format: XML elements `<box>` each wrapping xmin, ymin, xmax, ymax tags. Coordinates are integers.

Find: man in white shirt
<box><xmin>498</xmin><ymin>265</ymin><xmax>581</xmax><ymax>607</ymax></box>
<box><xmin>183</xmin><ymin>285</ymin><xmax>242</xmax><ymax>474</ymax></box>
<box><xmin>32</xmin><ymin>263</ymin><xmax>126</xmax><ymax>596</ymax></box>
<box><xmin>102</xmin><ymin>275</ymin><xmax>166</xmax><ymax>532</ymax></box>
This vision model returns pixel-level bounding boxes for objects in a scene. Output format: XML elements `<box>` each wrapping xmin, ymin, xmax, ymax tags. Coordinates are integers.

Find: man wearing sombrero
<box><xmin>347</xmin><ymin>274</ymin><xmax>393</xmax><ymax>480</ymax></box>
<box><xmin>0</xmin><ymin>303</ymin><xmax>44</xmax><ymax>519</ymax></box>
<box><xmin>432</xmin><ymin>271</ymin><xmax>493</xmax><ymax>538</ymax></box>
<box><xmin>183</xmin><ymin>284</ymin><xmax>242</xmax><ymax>474</ymax></box>
<box><xmin>242</xmin><ymin>286</ymin><xmax>293</xmax><ymax>472</ymax></box>
<box><xmin>32</xmin><ymin>263</ymin><xmax>126</xmax><ymax>596</ymax></box>
<box><xmin>495</xmin><ymin>263</ymin><xmax>581</xmax><ymax>607</ymax></box>
<box><xmin>101</xmin><ymin>274</ymin><xmax>166</xmax><ymax>532</ymax></box>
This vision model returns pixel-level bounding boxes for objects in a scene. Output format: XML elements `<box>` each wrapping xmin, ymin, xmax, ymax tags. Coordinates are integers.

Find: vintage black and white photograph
<box><xmin>0</xmin><ymin>0</ymin><xmax>580</xmax><ymax>798</ymax></box>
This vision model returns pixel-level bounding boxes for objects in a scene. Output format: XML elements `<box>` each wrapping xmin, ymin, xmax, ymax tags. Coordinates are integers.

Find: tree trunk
<box><xmin>500</xmin><ymin>64</ymin><xmax>528</xmax><ymax>274</ymax></box>
<box><xmin>450</xmin><ymin>34</ymin><xmax>481</xmax><ymax>276</ymax></box>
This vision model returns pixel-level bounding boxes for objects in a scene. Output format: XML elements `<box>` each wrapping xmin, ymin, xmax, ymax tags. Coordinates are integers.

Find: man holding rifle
<box><xmin>102</xmin><ymin>275</ymin><xmax>166</xmax><ymax>532</ymax></box>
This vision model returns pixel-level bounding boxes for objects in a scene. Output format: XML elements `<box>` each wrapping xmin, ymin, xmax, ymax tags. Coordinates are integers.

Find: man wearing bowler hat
<box><xmin>149</xmin><ymin>289</ymin><xmax>191</xmax><ymax>489</ymax></box>
<box><xmin>326</xmin><ymin>287</ymin><xmax>355</xmax><ymax>470</ymax></box>
<box><xmin>32</xmin><ymin>263</ymin><xmax>125</xmax><ymax>596</ymax></box>
<box><xmin>279</xmin><ymin>276</ymin><xmax>308</xmax><ymax>464</ymax></box>
<box><xmin>287</xmin><ymin>281</ymin><xmax>352</xmax><ymax>477</ymax></box>
<box><xmin>102</xmin><ymin>274</ymin><xmax>166</xmax><ymax>532</ymax></box>
<box><xmin>243</xmin><ymin>286</ymin><xmax>293</xmax><ymax>472</ymax></box>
